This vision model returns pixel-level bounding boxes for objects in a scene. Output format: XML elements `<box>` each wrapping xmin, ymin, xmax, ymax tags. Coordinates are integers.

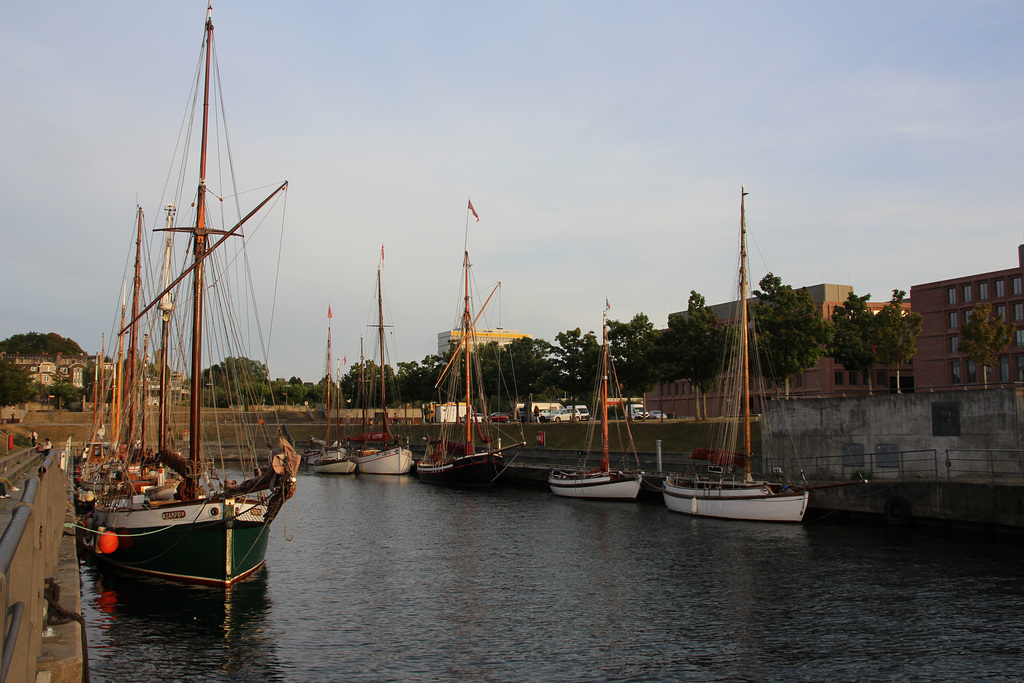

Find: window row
<box><xmin>948</xmin><ymin>303</ymin><xmax>1024</xmax><ymax>329</ymax></box>
<box><xmin>950</xmin><ymin>356</ymin><xmax>1023</xmax><ymax>384</ymax></box>
<box><xmin>947</xmin><ymin>276</ymin><xmax>1022</xmax><ymax>305</ymax></box>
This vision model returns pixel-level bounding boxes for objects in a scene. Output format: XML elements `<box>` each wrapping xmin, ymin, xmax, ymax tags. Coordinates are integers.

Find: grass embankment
<box><xmin>287</xmin><ymin>419</ymin><xmax>761</xmax><ymax>455</ymax></box>
<box><xmin>5</xmin><ymin>408</ymin><xmax>761</xmax><ymax>456</ymax></box>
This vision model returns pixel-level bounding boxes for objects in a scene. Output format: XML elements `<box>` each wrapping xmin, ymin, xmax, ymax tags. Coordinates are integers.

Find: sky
<box><xmin>2</xmin><ymin>1</ymin><xmax>1022</xmax><ymax>382</ymax></box>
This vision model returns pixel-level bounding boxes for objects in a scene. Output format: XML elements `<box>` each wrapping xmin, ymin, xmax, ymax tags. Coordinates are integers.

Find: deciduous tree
<box><xmin>829</xmin><ymin>291</ymin><xmax>880</xmax><ymax>393</ymax></box>
<box><xmin>960</xmin><ymin>302</ymin><xmax>1014</xmax><ymax>387</ymax></box>
<box><xmin>874</xmin><ymin>290</ymin><xmax>923</xmax><ymax>393</ymax></box>
<box><xmin>751</xmin><ymin>273</ymin><xmax>832</xmax><ymax>395</ymax></box>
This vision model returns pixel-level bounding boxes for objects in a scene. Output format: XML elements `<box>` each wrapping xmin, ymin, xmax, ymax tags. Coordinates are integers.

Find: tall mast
<box><xmin>600</xmin><ymin>311</ymin><xmax>610</xmax><ymax>472</ymax></box>
<box><xmin>740</xmin><ymin>187</ymin><xmax>752</xmax><ymax>482</ymax></box>
<box><xmin>186</xmin><ymin>6</ymin><xmax>214</xmax><ymax>498</ymax></box>
<box><xmin>157</xmin><ymin>205</ymin><xmax>175</xmax><ymax>452</ymax></box>
<box><xmin>377</xmin><ymin>267</ymin><xmax>388</xmax><ymax>435</ymax></box>
<box><xmin>463</xmin><ymin>250</ymin><xmax>473</xmax><ymax>452</ymax></box>
<box><xmin>114</xmin><ymin>283</ymin><xmax>126</xmax><ymax>445</ymax></box>
<box><xmin>326</xmin><ymin>308</ymin><xmax>332</xmax><ymax>446</ymax></box>
<box><xmin>125</xmin><ymin>206</ymin><xmax>144</xmax><ymax>452</ymax></box>
<box><xmin>359</xmin><ymin>334</ymin><xmax>366</xmax><ymax>431</ymax></box>
<box><xmin>93</xmin><ymin>335</ymin><xmax>103</xmax><ymax>441</ymax></box>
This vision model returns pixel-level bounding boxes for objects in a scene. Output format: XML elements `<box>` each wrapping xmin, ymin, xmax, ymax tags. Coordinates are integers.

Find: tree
<box><xmin>607</xmin><ymin>313</ymin><xmax>659</xmax><ymax>400</ymax></box>
<box><xmin>651</xmin><ymin>292</ymin><xmax>723</xmax><ymax>419</ymax></box>
<box><xmin>396</xmin><ymin>355</ymin><xmax>445</xmax><ymax>406</ymax></box>
<box><xmin>0</xmin><ymin>360</ymin><xmax>33</xmax><ymax>407</ymax></box>
<box><xmin>0</xmin><ymin>332</ymin><xmax>85</xmax><ymax>355</ymax></box>
<box><xmin>960</xmin><ymin>302</ymin><xmax>1014</xmax><ymax>387</ymax></box>
<box><xmin>49</xmin><ymin>379</ymin><xmax>80</xmax><ymax>409</ymax></box>
<box><xmin>751</xmin><ymin>273</ymin><xmax>832</xmax><ymax>395</ymax></box>
<box><xmin>829</xmin><ymin>291</ymin><xmax>880</xmax><ymax>393</ymax></box>
<box><xmin>874</xmin><ymin>290</ymin><xmax>923</xmax><ymax>393</ymax></box>
<box><xmin>203</xmin><ymin>356</ymin><xmax>270</xmax><ymax>408</ymax></box>
<box><xmin>551</xmin><ymin>328</ymin><xmax>600</xmax><ymax>411</ymax></box>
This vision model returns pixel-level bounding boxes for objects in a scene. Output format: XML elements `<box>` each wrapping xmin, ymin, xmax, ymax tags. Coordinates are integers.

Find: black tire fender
<box><xmin>884</xmin><ymin>495</ymin><xmax>912</xmax><ymax>526</ymax></box>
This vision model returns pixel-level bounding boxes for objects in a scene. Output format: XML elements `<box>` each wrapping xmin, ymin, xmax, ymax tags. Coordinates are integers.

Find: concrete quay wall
<box><xmin>761</xmin><ymin>387</ymin><xmax>1024</xmax><ymax>529</ymax></box>
<box><xmin>764</xmin><ymin>387</ymin><xmax>1024</xmax><ymax>473</ymax></box>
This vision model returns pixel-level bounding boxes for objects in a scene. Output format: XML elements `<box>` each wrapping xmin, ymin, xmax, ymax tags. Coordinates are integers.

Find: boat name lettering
<box><xmin>162</xmin><ymin>510</ymin><xmax>187</xmax><ymax>520</ymax></box>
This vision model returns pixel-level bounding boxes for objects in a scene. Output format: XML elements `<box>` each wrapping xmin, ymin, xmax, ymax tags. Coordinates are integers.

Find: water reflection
<box><xmin>83</xmin><ymin>562</ymin><xmax>283</xmax><ymax>682</ymax></box>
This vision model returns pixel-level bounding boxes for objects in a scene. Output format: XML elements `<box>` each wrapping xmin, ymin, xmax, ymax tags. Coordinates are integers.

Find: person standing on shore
<box><xmin>44</xmin><ymin>438</ymin><xmax>51</xmax><ymax>451</ymax></box>
<box><xmin>31</xmin><ymin>431</ymin><xmax>37</xmax><ymax>446</ymax></box>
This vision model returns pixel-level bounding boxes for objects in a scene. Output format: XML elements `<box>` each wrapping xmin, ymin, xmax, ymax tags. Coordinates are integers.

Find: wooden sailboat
<box><xmin>417</xmin><ymin>202</ymin><xmax>525</xmax><ymax>486</ymax></box>
<box><xmin>306</xmin><ymin>306</ymin><xmax>356</xmax><ymax>474</ymax></box>
<box><xmin>352</xmin><ymin>260</ymin><xmax>413</xmax><ymax>475</ymax></box>
<box><xmin>87</xmin><ymin>6</ymin><xmax>298</xmax><ymax>585</ymax></box>
<box><xmin>662</xmin><ymin>187</ymin><xmax>809</xmax><ymax>523</ymax></box>
<box><xmin>548</xmin><ymin>306</ymin><xmax>642</xmax><ymax>500</ymax></box>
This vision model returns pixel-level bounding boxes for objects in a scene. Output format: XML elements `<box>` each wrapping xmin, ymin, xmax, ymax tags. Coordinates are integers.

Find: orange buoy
<box><xmin>97</xmin><ymin>531</ymin><xmax>119</xmax><ymax>554</ymax></box>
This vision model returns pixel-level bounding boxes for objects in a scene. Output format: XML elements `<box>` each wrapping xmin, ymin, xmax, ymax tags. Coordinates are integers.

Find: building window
<box><xmin>1017</xmin><ymin>356</ymin><xmax>1024</xmax><ymax>382</ymax></box>
<box><xmin>947</xmin><ymin>287</ymin><xmax>956</xmax><ymax>305</ymax></box>
<box><xmin>877</xmin><ymin>370</ymin><xmax>886</xmax><ymax>387</ymax></box>
<box><xmin>963</xmin><ymin>285</ymin><xmax>973</xmax><ymax>302</ymax></box>
<box><xmin>951</xmin><ymin>360</ymin><xmax>961</xmax><ymax>384</ymax></box>
<box><xmin>965</xmin><ymin>309</ymin><xmax>973</xmax><ymax>324</ymax></box>
<box><xmin>997</xmin><ymin>305</ymin><xmax>1006</xmax><ymax>321</ymax></box>
<box><xmin>950</xmin><ymin>336</ymin><xmax>959</xmax><ymax>354</ymax></box>
<box><xmin>996</xmin><ymin>280</ymin><xmax>1005</xmax><ymax>297</ymax></box>
<box><xmin>835</xmin><ymin>371</ymin><xmax>844</xmax><ymax>386</ymax></box>
<box><xmin>1018</xmin><ymin>329</ymin><xmax>1024</xmax><ymax>347</ymax></box>
<box><xmin>1016</xmin><ymin>303</ymin><xmax>1024</xmax><ymax>321</ymax></box>
<box><xmin>1015</xmin><ymin>277</ymin><xmax>1023</xmax><ymax>295</ymax></box>
<box><xmin>949</xmin><ymin>312</ymin><xmax>958</xmax><ymax>329</ymax></box>
<box><xmin>1001</xmin><ymin>356</ymin><xmax>1010</xmax><ymax>382</ymax></box>
<box><xmin>979</xmin><ymin>282</ymin><xmax>988</xmax><ymax>300</ymax></box>
<box><xmin>795</xmin><ymin>374</ymin><xmax>803</xmax><ymax>388</ymax></box>
<box><xmin>968</xmin><ymin>360</ymin><xmax>977</xmax><ymax>383</ymax></box>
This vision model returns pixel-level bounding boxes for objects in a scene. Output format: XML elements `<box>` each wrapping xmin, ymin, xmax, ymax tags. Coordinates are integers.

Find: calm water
<box><xmin>81</xmin><ymin>472</ymin><xmax>1024</xmax><ymax>682</ymax></box>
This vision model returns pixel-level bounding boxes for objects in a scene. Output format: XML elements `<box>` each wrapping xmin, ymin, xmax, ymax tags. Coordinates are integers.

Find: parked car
<box><xmin>627</xmin><ymin>404</ymin><xmax>648</xmax><ymax>420</ymax></box>
<box><xmin>537</xmin><ymin>409</ymin><xmax>559</xmax><ymax>423</ymax></box>
<box><xmin>550</xmin><ymin>405</ymin><xmax>590</xmax><ymax>422</ymax></box>
<box><xmin>489</xmin><ymin>412</ymin><xmax>510</xmax><ymax>423</ymax></box>
<box><xmin>647</xmin><ymin>410</ymin><xmax>668</xmax><ymax>420</ymax></box>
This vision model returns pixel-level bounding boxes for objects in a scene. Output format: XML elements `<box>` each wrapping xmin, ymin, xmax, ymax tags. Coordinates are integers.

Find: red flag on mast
<box><xmin>468</xmin><ymin>199</ymin><xmax>479</xmax><ymax>222</ymax></box>
<box><xmin>328</xmin><ymin>305</ymin><xmax>333</xmax><ymax>319</ymax></box>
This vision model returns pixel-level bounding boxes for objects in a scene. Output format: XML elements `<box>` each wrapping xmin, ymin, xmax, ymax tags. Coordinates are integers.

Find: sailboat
<box><xmin>416</xmin><ymin>201</ymin><xmax>525</xmax><ymax>486</ymax></box>
<box><xmin>548</xmin><ymin>306</ymin><xmax>643</xmax><ymax>500</ymax></box>
<box><xmin>352</xmin><ymin>257</ymin><xmax>413</xmax><ymax>475</ymax></box>
<box><xmin>87</xmin><ymin>6</ymin><xmax>299</xmax><ymax>585</ymax></box>
<box><xmin>305</xmin><ymin>306</ymin><xmax>356</xmax><ymax>474</ymax></box>
<box><xmin>662</xmin><ymin>188</ymin><xmax>808</xmax><ymax>523</ymax></box>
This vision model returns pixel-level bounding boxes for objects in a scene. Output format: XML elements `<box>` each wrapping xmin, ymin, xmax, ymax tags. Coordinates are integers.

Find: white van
<box><xmin>550</xmin><ymin>405</ymin><xmax>589</xmax><ymax>422</ymax></box>
<box><xmin>627</xmin><ymin>404</ymin><xmax>648</xmax><ymax>420</ymax></box>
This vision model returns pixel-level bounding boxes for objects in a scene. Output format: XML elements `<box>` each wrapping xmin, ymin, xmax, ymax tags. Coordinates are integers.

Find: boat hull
<box><xmin>416</xmin><ymin>452</ymin><xmax>503</xmax><ymax>487</ymax></box>
<box><xmin>91</xmin><ymin>497</ymin><xmax>273</xmax><ymax>586</ymax></box>
<box><xmin>357</xmin><ymin>447</ymin><xmax>413</xmax><ymax>475</ymax></box>
<box><xmin>548</xmin><ymin>470</ymin><xmax>641</xmax><ymax>500</ymax></box>
<box><xmin>663</xmin><ymin>479</ymin><xmax>808</xmax><ymax>522</ymax></box>
<box><xmin>310</xmin><ymin>459</ymin><xmax>357</xmax><ymax>474</ymax></box>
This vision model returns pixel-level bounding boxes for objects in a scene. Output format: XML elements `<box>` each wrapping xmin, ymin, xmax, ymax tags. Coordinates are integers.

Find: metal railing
<box><xmin>796</xmin><ymin>448</ymin><xmax>1024</xmax><ymax>483</ymax></box>
<box><xmin>0</xmin><ymin>448</ymin><xmax>65</xmax><ymax>683</ymax></box>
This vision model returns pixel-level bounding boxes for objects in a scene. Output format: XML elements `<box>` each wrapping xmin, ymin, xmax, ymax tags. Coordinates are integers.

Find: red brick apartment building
<box><xmin>910</xmin><ymin>245</ymin><xmax>1024</xmax><ymax>390</ymax></box>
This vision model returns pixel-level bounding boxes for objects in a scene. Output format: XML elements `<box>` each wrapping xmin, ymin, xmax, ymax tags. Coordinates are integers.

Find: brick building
<box><xmin>909</xmin><ymin>245</ymin><xmax>1024</xmax><ymax>390</ymax></box>
<box><xmin>0</xmin><ymin>352</ymin><xmax>92</xmax><ymax>388</ymax></box>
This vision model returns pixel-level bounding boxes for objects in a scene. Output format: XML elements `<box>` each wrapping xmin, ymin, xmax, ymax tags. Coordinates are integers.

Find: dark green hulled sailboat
<box><xmin>88</xmin><ymin>5</ymin><xmax>297</xmax><ymax>586</ymax></box>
